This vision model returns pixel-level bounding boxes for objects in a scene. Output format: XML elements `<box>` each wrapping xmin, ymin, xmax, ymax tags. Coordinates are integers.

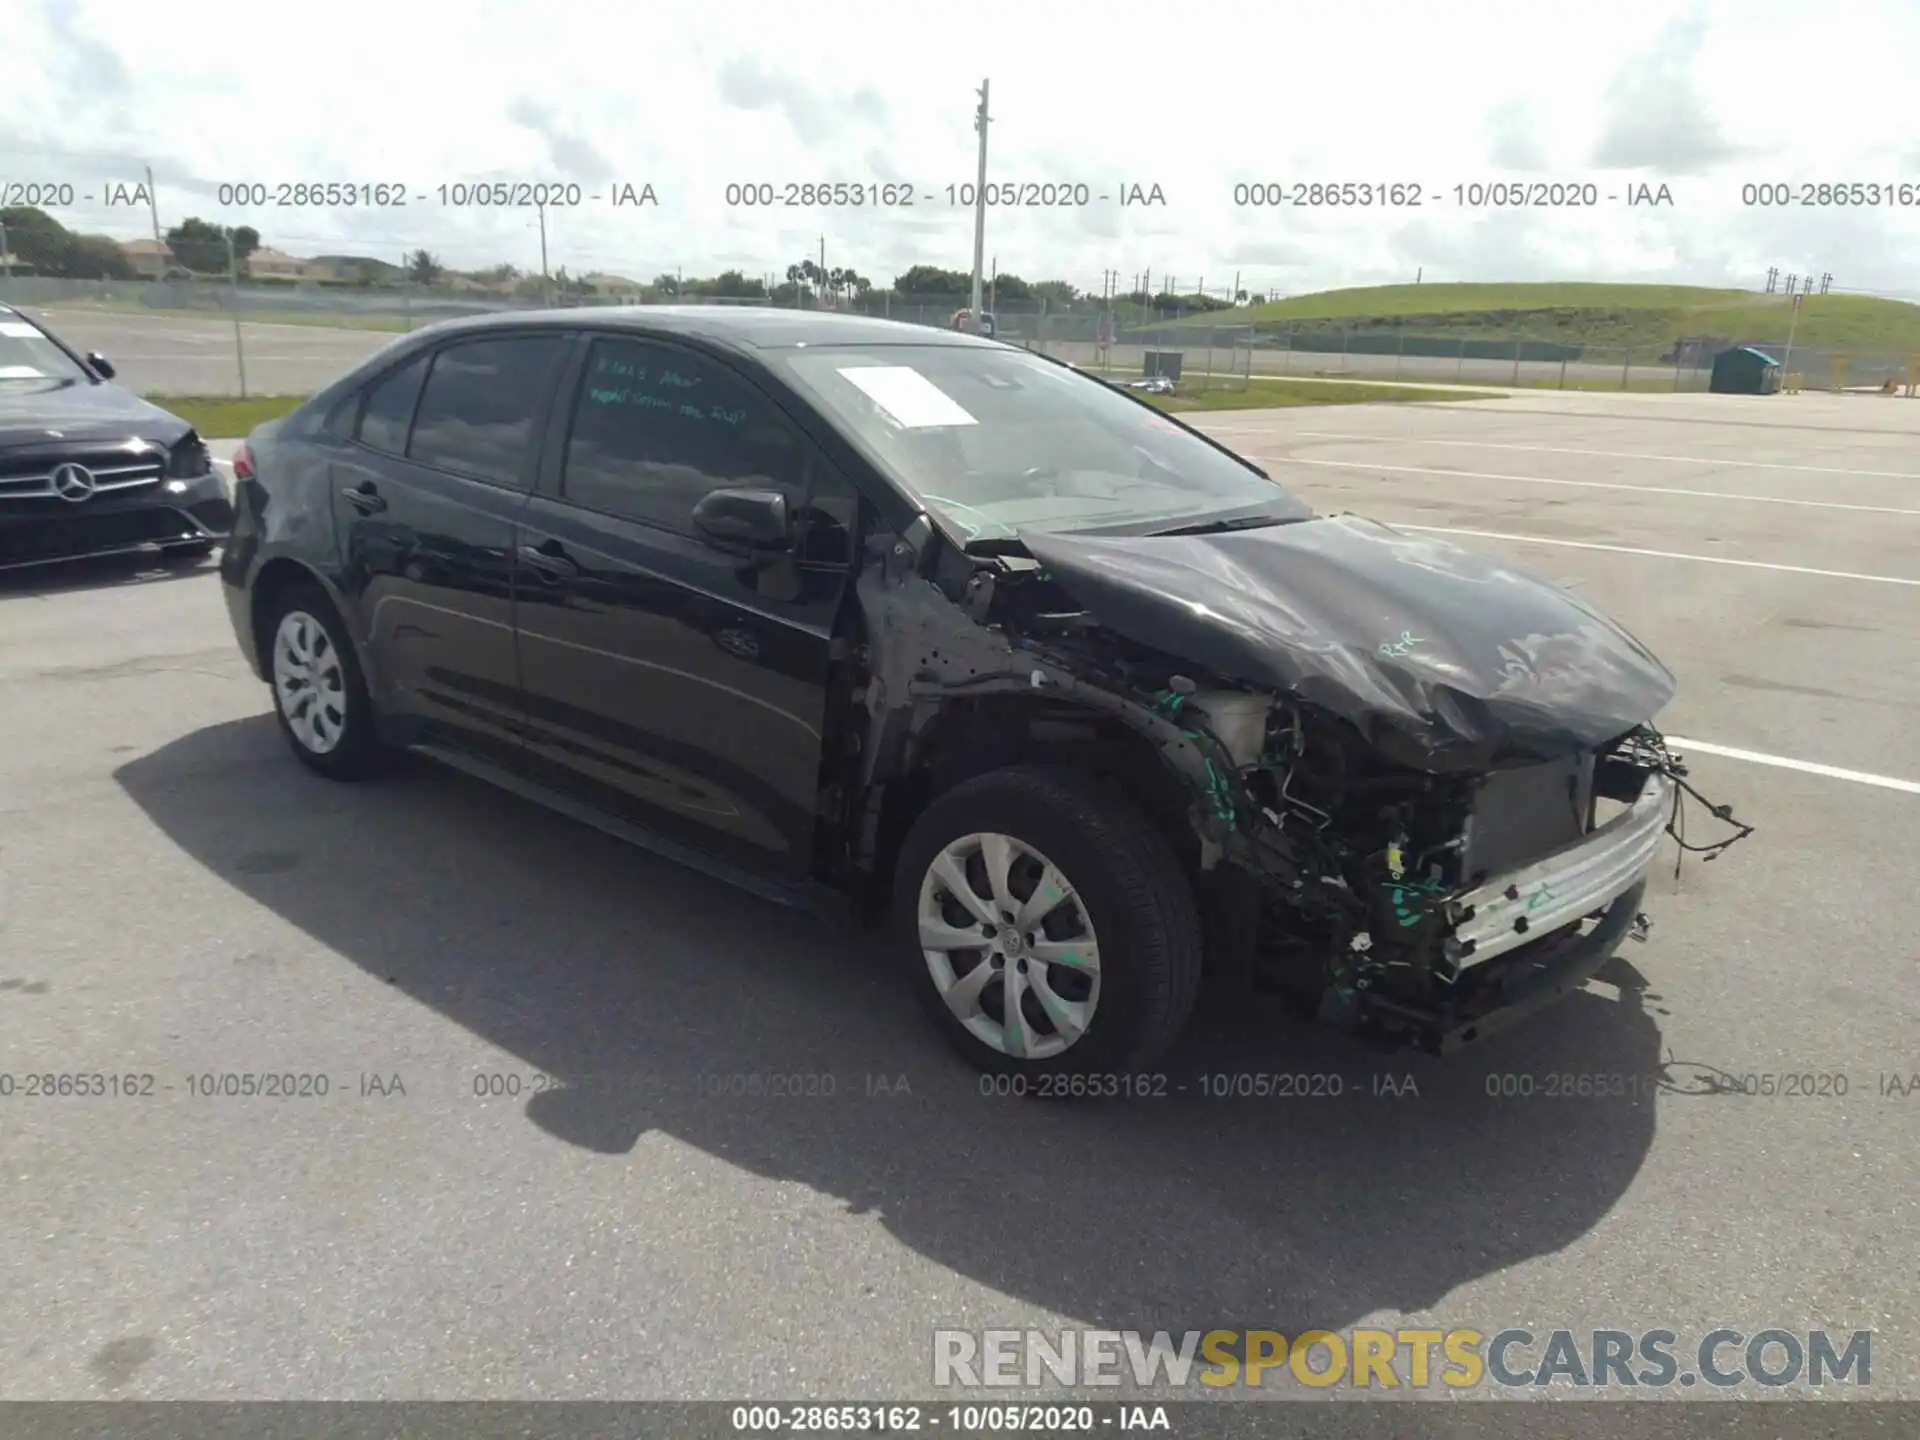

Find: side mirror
<box><xmin>87</xmin><ymin>353</ymin><xmax>116</xmax><ymax>379</ymax></box>
<box><xmin>693</xmin><ymin>486</ymin><xmax>791</xmax><ymax>548</ymax></box>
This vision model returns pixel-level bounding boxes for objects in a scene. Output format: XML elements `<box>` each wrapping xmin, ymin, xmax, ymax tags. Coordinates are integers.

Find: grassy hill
<box><xmin>1153</xmin><ymin>283</ymin><xmax>1920</xmax><ymax>356</ymax></box>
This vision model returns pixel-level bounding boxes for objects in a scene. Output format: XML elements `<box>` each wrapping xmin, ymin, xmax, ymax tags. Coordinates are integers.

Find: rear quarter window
<box><xmin>354</xmin><ymin>352</ymin><xmax>430</xmax><ymax>454</ymax></box>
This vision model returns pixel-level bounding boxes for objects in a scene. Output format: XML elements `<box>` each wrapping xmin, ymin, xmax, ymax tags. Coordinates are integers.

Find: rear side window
<box><xmin>406</xmin><ymin>336</ymin><xmax>567</xmax><ymax>488</ymax></box>
<box><xmin>354</xmin><ymin>353</ymin><xmax>428</xmax><ymax>453</ymax></box>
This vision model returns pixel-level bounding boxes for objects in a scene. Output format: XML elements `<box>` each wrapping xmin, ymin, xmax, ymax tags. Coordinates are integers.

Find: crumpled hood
<box><xmin>1020</xmin><ymin>513</ymin><xmax>1676</xmax><ymax>773</ymax></box>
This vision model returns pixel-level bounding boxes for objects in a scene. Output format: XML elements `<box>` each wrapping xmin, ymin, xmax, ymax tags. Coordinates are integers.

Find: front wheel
<box><xmin>893</xmin><ymin>766</ymin><xmax>1203</xmax><ymax>1077</ymax></box>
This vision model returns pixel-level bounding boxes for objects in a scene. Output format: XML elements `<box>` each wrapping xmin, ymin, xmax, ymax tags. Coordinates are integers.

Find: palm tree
<box><xmin>785</xmin><ymin>262</ymin><xmax>815</xmax><ymax>308</ymax></box>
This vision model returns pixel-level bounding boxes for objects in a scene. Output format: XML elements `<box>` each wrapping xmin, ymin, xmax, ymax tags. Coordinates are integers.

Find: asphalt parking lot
<box><xmin>0</xmin><ymin>389</ymin><xmax>1915</xmax><ymax>1404</ymax></box>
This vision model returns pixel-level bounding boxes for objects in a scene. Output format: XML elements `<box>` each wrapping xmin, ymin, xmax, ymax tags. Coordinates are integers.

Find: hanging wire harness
<box><xmin>1611</xmin><ymin>725</ymin><xmax>1757</xmax><ymax>877</ymax></box>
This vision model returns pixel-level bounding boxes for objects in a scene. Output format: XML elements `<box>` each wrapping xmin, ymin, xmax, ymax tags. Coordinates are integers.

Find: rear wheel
<box><xmin>264</xmin><ymin>583</ymin><xmax>387</xmax><ymax>780</ymax></box>
<box><xmin>893</xmin><ymin>766</ymin><xmax>1203</xmax><ymax>1078</ymax></box>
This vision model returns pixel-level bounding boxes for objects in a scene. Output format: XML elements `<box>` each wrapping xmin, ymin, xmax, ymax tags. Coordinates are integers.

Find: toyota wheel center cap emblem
<box><xmin>52</xmin><ymin>463</ymin><xmax>97</xmax><ymax>502</ymax></box>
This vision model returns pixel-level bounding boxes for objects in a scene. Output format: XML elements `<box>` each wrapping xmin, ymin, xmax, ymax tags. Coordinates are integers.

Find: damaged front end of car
<box><xmin>840</xmin><ymin>510</ymin><xmax>1751</xmax><ymax>1056</ymax></box>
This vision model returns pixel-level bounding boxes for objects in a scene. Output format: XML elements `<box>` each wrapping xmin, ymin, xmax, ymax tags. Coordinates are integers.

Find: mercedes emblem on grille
<box><xmin>51</xmin><ymin>463</ymin><xmax>97</xmax><ymax>502</ymax></box>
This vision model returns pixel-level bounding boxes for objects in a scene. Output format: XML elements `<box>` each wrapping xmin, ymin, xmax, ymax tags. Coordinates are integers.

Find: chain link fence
<box><xmin>2</xmin><ymin>274</ymin><xmax>1914</xmax><ymax>400</ymax></box>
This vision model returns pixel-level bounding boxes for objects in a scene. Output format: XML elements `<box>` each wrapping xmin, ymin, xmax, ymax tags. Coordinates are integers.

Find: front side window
<box><xmin>405</xmin><ymin>336</ymin><xmax>567</xmax><ymax>488</ymax></box>
<box><xmin>775</xmin><ymin>344</ymin><xmax>1309</xmax><ymax>541</ymax></box>
<box><xmin>560</xmin><ymin>337</ymin><xmax>855</xmax><ymax>562</ymax></box>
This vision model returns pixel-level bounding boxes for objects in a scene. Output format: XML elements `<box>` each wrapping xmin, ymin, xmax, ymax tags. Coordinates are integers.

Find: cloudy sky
<box><xmin>7</xmin><ymin>0</ymin><xmax>1920</xmax><ymax>299</ymax></box>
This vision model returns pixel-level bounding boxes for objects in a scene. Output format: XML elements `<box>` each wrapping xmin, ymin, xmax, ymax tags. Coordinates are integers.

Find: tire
<box><xmin>262</xmin><ymin>582</ymin><xmax>387</xmax><ymax>780</ymax></box>
<box><xmin>892</xmin><ymin>765</ymin><xmax>1203</xmax><ymax>1077</ymax></box>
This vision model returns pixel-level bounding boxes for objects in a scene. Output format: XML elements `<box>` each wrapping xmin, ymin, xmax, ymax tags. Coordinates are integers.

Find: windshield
<box><xmin>776</xmin><ymin>344</ymin><xmax>1311</xmax><ymax>541</ymax></box>
<box><xmin>0</xmin><ymin>315</ymin><xmax>91</xmax><ymax>389</ymax></box>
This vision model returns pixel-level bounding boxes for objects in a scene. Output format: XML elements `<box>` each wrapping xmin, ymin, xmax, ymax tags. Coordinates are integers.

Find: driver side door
<box><xmin>511</xmin><ymin>333</ymin><xmax>860</xmax><ymax>877</ymax></box>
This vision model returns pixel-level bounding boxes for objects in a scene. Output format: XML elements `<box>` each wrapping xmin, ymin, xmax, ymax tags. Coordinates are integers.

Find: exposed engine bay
<box><xmin>841</xmin><ymin>511</ymin><xmax>1753</xmax><ymax>1054</ymax></box>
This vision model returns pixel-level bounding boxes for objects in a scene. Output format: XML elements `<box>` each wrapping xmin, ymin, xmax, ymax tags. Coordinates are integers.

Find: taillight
<box><xmin>231</xmin><ymin>442</ymin><xmax>255</xmax><ymax>481</ymax></box>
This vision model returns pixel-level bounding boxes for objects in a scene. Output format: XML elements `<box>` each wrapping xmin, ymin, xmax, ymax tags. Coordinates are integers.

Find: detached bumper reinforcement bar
<box><xmin>1445</xmin><ymin>769</ymin><xmax>1673</xmax><ymax>971</ymax></box>
<box><xmin>1356</xmin><ymin>880</ymin><xmax>1649</xmax><ymax>1054</ymax></box>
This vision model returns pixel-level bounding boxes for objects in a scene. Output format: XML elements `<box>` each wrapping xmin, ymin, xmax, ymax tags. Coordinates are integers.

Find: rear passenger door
<box><xmin>332</xmin><ymin>331</ymin><xmax>569</xmax><ymax>767</ymax></box>
<box><xmin>513</xmin><ymin>334</ymin><xmax>860</xmax><ymax>875</ymax></box>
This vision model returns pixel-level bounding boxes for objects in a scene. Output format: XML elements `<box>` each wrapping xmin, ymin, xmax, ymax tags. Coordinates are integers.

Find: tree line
<box><xmin>0</xmin><ymin>207</ymin><xmax>264</xmax><ymax>278</ymax></box>
<box><xmin>1</xmin><ymin>209</ymin><xmax>1252</xmax><ymax>314</ymax></box>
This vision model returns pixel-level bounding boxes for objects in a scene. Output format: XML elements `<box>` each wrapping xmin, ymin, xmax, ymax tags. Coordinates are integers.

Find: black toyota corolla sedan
<box><xmin>218</xmin><ymin>307</ymin><xmax>1747</xmax><ymax>1078</ymax></box>
<box><xmin>0</xmin><ymin>304</ymin><xmax>233</xmax><ymax>571</ymax></box>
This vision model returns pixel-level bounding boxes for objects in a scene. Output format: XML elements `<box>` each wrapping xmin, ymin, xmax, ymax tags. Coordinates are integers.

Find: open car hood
<box><xmin>1019</xmin><ymin>513</ymin><xmax>1676</xmax><ymax>773</ymax></box>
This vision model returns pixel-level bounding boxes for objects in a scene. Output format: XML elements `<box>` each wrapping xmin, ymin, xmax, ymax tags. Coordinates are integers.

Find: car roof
<box><xmin>411</xmin><ymin>305</ymin><xmax>1005</xmax><ymax>353</ymax></box>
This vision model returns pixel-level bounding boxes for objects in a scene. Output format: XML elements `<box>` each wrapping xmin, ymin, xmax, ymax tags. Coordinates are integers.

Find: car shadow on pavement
<box><xmin>118</xmin><ymin>715</ymin><xmax>1664</xmax><ymax>1336</ymax></box>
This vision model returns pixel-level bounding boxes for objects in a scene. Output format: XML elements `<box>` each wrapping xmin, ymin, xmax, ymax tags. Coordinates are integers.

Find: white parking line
<box><xmin>1397</xmin><ymin>526</ymin><xmax>1920</xmax><ymax>585</ymax></box>
<box><xmin>1258</xmin><ymin>456</ymin><xmax>1920</xmax><ymax>517</ymax></box>
<box><xmin>1666</xmin><ymin>737</ymin><xmax>1920</xmax><ymax>795</ymax></box>
<box><xmin>1206</xmin><ymin>427</ymin><xmax>1920</xmax><ymax>481</ymax></box>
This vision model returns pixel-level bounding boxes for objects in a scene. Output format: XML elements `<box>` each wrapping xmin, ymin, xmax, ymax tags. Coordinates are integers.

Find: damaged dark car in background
<box><xmin>221</xmin><ymin>311</ymin><xmax>1750</xmax><ymax>1081</ymax></box>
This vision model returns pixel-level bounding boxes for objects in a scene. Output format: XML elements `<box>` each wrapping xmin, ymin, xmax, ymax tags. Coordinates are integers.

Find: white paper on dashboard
<box><xmin>836</xmin><ymin>366</ymin><xmax>977</xmax><ymax>427</ymax></box>
<box><xmin>0</xmin><ymin>365</ymin><xmax>45</xmax><ymax>378</ymax></box>
<box><xmin>0</xmin><ymin>322</ymin><xmax>42</xmax><ymax>338</ymax></box>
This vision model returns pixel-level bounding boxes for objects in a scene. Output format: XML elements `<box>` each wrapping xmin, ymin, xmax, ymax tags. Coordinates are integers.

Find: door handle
<box><xmin>343</xmin><ymin>482</ymin><xmax>386</xmax><ymax>514</ymax></box>
<box><xmin>517</xmin><ymin>541</ymin><xmax>579</xmax><ymax>579</ymax></box>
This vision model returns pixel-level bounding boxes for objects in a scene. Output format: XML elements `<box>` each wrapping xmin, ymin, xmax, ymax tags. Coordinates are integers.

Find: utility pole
<box><xmin>536</xmin><ymin>200</ymin><xmax>551</xmax><ymax>306</ymax></box>
<box><xmin>1783</xmin><ymin>286</ymin><xmax>1804</xmax><ymax>376</ymax></box>
<box><xmin>969</xmin><ymin>79</ymin><xmax>991</xmax><ymax>332</ymax></box>
<box><xmin>0</xmin><ymin>219</ymin><xmax>10</xmax><ymax>285</ymax></box>
<box><xmin>1107</xmin><ymin>270</ymin><xmax>1116</xmax><ymax>357</ymax></box>
<box><xmin>225</xmin><ymin>227</ymin><xmax>248</xmax><ymax>398</ymax></box>
<box><xmin>819</xmin><ymin>234</ymin><xmax>827</xmax><ymax>307</ymax></box>
<box><xmin>145</xmin><ymin>164</ymin><xmax>162</xmax><ymax>249</ymax></box>
<box><xmin>1108</xmin><ymin>270</ymin><xmax>1119</xmax><ymax>366</ymax></box>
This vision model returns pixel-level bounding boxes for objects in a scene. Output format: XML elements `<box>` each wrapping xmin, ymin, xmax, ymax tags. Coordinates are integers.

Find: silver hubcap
<box><xmin>271</xmin><ymin>610</ymin><xmax>348</xmax><ymax>755</ymax></box>
<box><xmin>917</xmin><ymin>832</ymin><xmax>1102</xmax><ymax>1060</ymax></box>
